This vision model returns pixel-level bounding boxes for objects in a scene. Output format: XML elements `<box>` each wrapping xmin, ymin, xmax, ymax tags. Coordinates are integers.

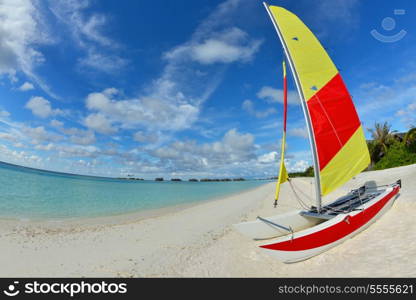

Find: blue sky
<box><xmin>0</xmin><ymin>0</ymin><xmax>415</xmax><ymax>179</ymax></box>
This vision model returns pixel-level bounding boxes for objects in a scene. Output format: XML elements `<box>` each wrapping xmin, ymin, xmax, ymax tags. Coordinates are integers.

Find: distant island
<box><xmin>154</xmin><ymin>177</ymin><xmax>247</xmax><ymax>182</ymax></box>
<box><xmin>117</xmin><ymin>177</ymin><xmax>144</xmax><ymax>181</ymax></box>
<box><xmin>200</xmin><ymin>178</ymin><xmax>245</xmax><ymax>182</ymax></box>
<box><xmin>99</xmin><ymin>176</ymin><xmax>253</xmax><ymax>182</ymax></box>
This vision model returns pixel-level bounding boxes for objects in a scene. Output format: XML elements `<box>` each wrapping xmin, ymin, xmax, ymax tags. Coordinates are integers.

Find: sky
<box><xmin>0</xmin><ymin>0</ymin><xmax>415</xmax><ymax>179</ymax></box>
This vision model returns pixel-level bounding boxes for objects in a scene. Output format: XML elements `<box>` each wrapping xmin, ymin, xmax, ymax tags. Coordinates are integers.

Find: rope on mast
<box><xmin>273</xmin><ymin>60</ymin><xmax>289</xmax><ymax>208</ymax></box>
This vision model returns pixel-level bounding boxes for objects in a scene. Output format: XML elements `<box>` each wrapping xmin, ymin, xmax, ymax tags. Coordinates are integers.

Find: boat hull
<box><xmin>260</xmin><ymin>186</ymin><xmax>400</xmax><ymax>263</ymax></box>
<box><xmin>233</xmin><ymin>210</ymin><xmax>321</xmax><ymax>240</ymax></box>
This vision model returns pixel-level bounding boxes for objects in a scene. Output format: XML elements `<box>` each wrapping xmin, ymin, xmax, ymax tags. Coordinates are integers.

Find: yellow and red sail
<box><xmin>275</xmin><ymin>61</ymin><xmax>289</xmax><ymax>205</ymax></box>
<box><xmin>268</xmin><ymin>5</ymin><xmax>370</xmax><ymax>196</ymax></box>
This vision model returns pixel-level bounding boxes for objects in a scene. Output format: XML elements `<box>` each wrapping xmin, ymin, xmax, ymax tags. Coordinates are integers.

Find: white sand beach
<box><xmin>1</xmin><ymin>164</ymin><xmax>415</xmax><ymax>277</ymax></box>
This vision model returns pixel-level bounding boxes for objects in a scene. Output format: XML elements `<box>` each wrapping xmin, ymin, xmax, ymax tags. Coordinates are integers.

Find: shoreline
<box><xmin>1</xmin><ymin>164</ymin><xmax>415</xmax><ymax>277</ymax></box>
<box><xmin>0</xmin><ymin>182</ymin><xmax>269</xmax><ymax>229</ymax></box>
<box><xmin>0</xmin><ymin>180</ymin><xmax>276</xmax><ymax>277</ymax></box>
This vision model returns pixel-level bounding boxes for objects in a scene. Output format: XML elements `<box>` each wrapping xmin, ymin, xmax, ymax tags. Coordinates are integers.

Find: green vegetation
<box><xmin>367</xmin><ymin>123</ymin><xmax>416</xmax><ymax>170</ymax></box>
<box><xmin>372</xmin><ymin>140</ymin><xmax>416</xmax><ymax>170</ymax></box>
<box><xmin>404</xmin><ymin>127</ymin><xmax>416</xmax><ymax>153</ymax></box>
<box><xmin>367</xmin><ymin>122</ymin><xmax>396</xmax><ymax>166</ymax></box>
<box><xmin>289</xmin><ymin>166</ymin><xmax>314</xmax><ymax>177</ymax></box>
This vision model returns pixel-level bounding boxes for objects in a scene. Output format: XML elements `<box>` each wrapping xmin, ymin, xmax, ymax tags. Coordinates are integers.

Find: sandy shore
<box><xmin>1</xmin><ymin>164</ymin><xmax>415</xmax><ymax>277</ymax></box>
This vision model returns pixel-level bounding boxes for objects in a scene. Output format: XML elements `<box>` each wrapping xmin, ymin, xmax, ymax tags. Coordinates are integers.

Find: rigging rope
<box><xmin>287</xmin><ymin>178</ymin><xmax>313</xmax><ymax>210</ymax></box>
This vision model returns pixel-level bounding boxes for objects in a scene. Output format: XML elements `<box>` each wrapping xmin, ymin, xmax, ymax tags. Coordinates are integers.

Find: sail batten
<box><xmin>266</xmin><ymin>4</ymin><xmax>370</xmax><ymax>198</ymax></box>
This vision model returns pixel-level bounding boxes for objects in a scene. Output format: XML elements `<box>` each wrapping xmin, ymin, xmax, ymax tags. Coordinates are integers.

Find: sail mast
<box><xmin>274</xmin><ymin>60</ymin><xmax>289</xmax><ymax>208</ymax></box>
<box><xmin>263</xmin><ymin>2</ymin><xmax>322</xmax><ymax>211</ymax></box>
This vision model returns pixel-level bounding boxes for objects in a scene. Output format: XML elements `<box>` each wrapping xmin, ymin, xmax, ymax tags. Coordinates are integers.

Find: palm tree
<box><xmin>367</xmin><ymin>122</ymin><xmax>395</xmax><ymax>164</ymax></box>
<box><xmin>404</xmin><ymin>126</ymin><xmax>416</xmax><ymax>152</ymax></box>
<box><xmin>366</xmin><ymin>140</ymin><xmax>381</xmax><ymax>167</ymax></box>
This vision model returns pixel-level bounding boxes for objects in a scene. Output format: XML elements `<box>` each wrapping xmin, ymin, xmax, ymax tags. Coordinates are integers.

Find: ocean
<box><xmin>0</xmin><ymin>161</ymin><xmax>267</xmax><ymax>220</ymax></box>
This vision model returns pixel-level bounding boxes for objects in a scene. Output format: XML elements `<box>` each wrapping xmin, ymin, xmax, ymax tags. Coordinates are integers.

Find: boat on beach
<box><xmin>234</xmin><ymin>3</ymin><xmax>401</xmax><ymax>263</ymax></box>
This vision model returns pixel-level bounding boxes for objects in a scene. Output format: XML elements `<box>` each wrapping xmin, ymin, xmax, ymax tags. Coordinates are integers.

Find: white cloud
<box><xmin>78</xmin><ymin>50</ymin><xmax>127</xmax><ymax>73</ymax></box>
<box><xmin>25</xmin><ymin>96</ymin><xmax>63</xmax><ymax>118</ymax></box>
<box><xmin>297</xmin><ymin>0</ymin><xmax>360</xmax><ymax>39</ymax></box>
<box><xmin>166</xmin><ymin>27</ymin><xmax>262</xmax><ymax>65</ymax></box>
<box><xmin>0</xmin><ymin>0</ymin><xmax>48</xmax><ymax>75</ymax></box>
<box><xmin>0</xmin><ymin>0</ymin><xmax>58</xmax><ymax>97</ymax></box>
<box><xmin>314</xmin><ymin>0</ymin><xmax>359</xmax><ymax>28</ymax></box>
<box><xmin>288</xmin><ymin>127</ymin><xmax>308</xmax><ymax>139</ymax></box>
<box><xmin>257</xmin><ymin>86</ymin><xmax>299</xmax><ymax>105</ymax></box>
<box><xmin>0</xmin><ymin>132</ymin><xmax>18</xmax><ymax>142</ymax></box>
<box><xmin>32</xmin><ymin>141</ymin><xmax>102</xmax><ymax>160</ymax></box>
<box><xmin>80</xmin><ymin>13</ymin><xmax>112</xmax><ymax>47</ymax></box>
<box><xmin>22</xmin><ymin>125</ymin><xmax>63</xmax><ymax>144</ymax></box>
<box><xmin>84</xmin><ymin>113</ymin><xmax>116</xmax><ymax>134</ymax></box>
<box><xmin>13</xmin><ymin>142</ymin><xmax>26</xmax><ymax>148</ymax></box>
<box><xmin>57</xmin><ymin>144</ymin><xmax>100</xmax><ymax>159</ymax></box>
<box><xmin>34</xmin><ymin>143</ymin><xmax>55</xmax><ymax>151</ymax></box>
<box><xmin>49</xmin><ymin>0</ymin><xmax>126</xmax><ymax>73</ymax></box>
<box><xmin>49</xmin><ymin>1</ymin><xmax>112</xmax><ymax>47</ymax></box>
<box><xmin>69</xmin><ymin>130</ymin><xmax>96</xmax><ymax>146</ymax></box>
<box><xmin>18</xmin><ymin>81</ymin><xmax>34</xmax><ymax>91</ymax></box>
<box><xmin>395</xmin><ymin>101</ymin><xmax>416</xmax><ymax>127</ymax></box>
<box><xmin>53</xmin><ymin>125</ymin><xmax>97</xmax><ymax>146</ymax></box>
<box><xmin>84</xmin><ymin>88</ymin><xmax>200</xmax><ymax>132</ymax></box>
<box><xmin>356</xmin><ymin>75</ymin><xmax>416</xmax><ymax>128</ymax></box>
<box><xmin>0</xmin><ymin>144</ymin><xmax>43</xmax><ymax>167</ymax></box>
<box><xmin>133</xmin><ymin>131</ymin><xmax>159</xmax><ymax>144</ymax></box>
<box><xmin>242</xmin><ymin>99</ymin><xmax>277</xmax><ymax>118</ymax></box>
<box><xmin>315</xmin><ymin>0</ymin><xmax>359</xmax><ymax>21</ymax></box>
<box><xmin>258</xmin><ymin>151</ymin><xmax>278</xmax><ymax>164</ymax></box>
<box><xmin>149</xmin><ymin>129</ymin><xmax>256</xmax><ymax>172</ymax></box>
<box><xmin>0</xmin><ymin>115</ymin><xmax>99</xmax><ymax>159</ymax></box>
<box><xmin>287</xmin><ymin>159</ymin><xmax>310</xmax><ymax>172</ymax></box>
<box><xmin>50</xmin><ymin>119</ymin><xmax>64</xmax><ymax>128</ymax></box>
<box><xmin>0</xmin><ymin>109</ymin><xmax>10</xmax><ymax>118</ymax></box>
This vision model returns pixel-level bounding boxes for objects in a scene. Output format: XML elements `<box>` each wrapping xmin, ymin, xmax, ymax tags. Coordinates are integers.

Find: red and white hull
<box><xmin>259</xmin><ymin>186</ymin><xmax>400</xmax><ymax>263</ymax></box>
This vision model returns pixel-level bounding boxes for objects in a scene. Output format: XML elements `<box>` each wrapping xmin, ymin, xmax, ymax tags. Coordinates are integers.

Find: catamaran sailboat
<box><xmin>234</xmin><ymin>3</ymin><xmax>401</xmax><ymax>263</ymax></box>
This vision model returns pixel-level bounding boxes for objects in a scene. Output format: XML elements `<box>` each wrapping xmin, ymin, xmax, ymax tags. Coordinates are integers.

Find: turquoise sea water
<box><xmin>0</xmin><ymin>162</ymin><xmax>266</xmax><ymax>220</ymax></box>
